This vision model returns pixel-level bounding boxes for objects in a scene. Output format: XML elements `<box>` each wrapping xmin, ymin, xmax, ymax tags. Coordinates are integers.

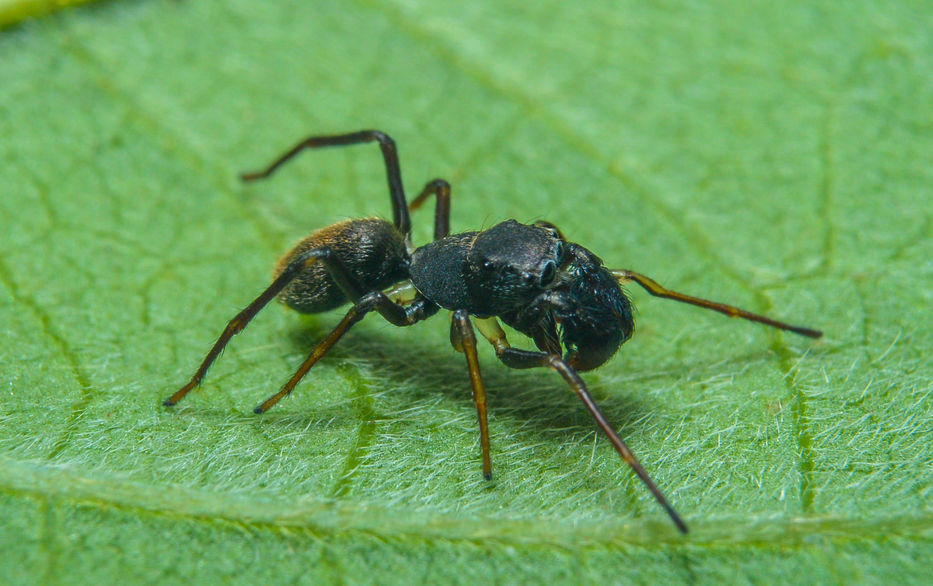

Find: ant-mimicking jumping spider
<box><xmin>164</xmin><ymin>130</ymin><xmax>822</xmax><ymax>533</ymax></box>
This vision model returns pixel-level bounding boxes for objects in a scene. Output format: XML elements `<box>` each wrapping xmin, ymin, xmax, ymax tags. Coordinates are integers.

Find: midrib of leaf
<box><xmin>2</xmin><ymin>456</ymin><xmax>931</xmax><ymax>549</ymax></box>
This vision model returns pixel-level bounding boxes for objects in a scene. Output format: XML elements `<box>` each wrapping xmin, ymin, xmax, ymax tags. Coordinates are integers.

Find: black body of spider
<box><xmin>164</xmin><ymin>130</ymin><xmax>823</xmax><ymax>534</ymax></box>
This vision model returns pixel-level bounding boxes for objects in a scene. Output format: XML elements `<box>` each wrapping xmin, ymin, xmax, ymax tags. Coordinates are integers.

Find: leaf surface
<box><xmin>1</xmin><ymin>1</ymin><xmax>931</xmax><ymax>583</ymax></box>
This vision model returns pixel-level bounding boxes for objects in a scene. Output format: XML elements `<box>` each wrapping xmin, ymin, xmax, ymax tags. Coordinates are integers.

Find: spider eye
<box><xmin>481</xmin><ymin>259</ymin><xmax>495</xmax><ymax>271</ymax></box>
<box><xmin>554</xmin><ymin>241</ymin><xmax>564</xmax><ymax>263</ymax></box>
<box><xmin>539</xmin><ymin>260</ymin><xmax>557</xmax><ymax>286</ymax></box>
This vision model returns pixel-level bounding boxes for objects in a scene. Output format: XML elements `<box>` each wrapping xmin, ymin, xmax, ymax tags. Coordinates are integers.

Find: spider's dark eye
<box><xmin>482</xmin><ymin>259</ymin><xmax>495</xmax><ymax>271</ymax></box>
<box><xmin>539</xmin><ymin>260</ymin><xmax>557</xmax><ymax>286</ymax></box>
<box><xmin>554</xmin><ymin>241</ymin><xmax>564</xmax><ymax>263</ymax></box>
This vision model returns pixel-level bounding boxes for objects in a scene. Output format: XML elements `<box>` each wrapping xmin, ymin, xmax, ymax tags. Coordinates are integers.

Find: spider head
<box><xmin>465</xmin><ymin>220</ymin><xmax>565</xmax><ymax>316</ymax></box>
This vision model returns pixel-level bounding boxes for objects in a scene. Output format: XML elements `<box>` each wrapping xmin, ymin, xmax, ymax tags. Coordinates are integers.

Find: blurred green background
<box><xmin>1</xmin><ymin>0</ymin><xmax>930</xmax><ymax>583</ymax></box>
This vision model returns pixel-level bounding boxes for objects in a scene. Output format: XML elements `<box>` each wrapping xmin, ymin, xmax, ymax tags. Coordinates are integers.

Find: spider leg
<box><xmin>409</xmin><ymin>179</ymin><xmax>452</xmax><ymax>240</ymax></box>
<box><xmin>612</xmin><ymin>269</ymin><xmax>822</xmax><ymax>338</ymax></box>
<box><xmin>165</xmin><ymin>248</ymin><xmax>355</xmax><ymax>407</ymax></box>
<box><xmin>471</xmin><ymin>317</ymin><xmax>689</xmax><ymax>534</ymax></box>
<box><xmin>450</xmin><ymin>309</ymin><xmax>493</xmax><ymax>480</ymax></box>
<box><xmin>254</xmin><ymin>292</ymin><xmax>437</xmax><ymax>413</ymax></box>
<box><xmin>240</xmin><ymin>130</ymin><xmax>412</xmax><ymax>235</ymax></box>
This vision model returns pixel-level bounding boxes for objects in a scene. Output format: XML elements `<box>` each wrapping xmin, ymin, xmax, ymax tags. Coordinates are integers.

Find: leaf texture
<box><xmin>0</xmin><ymin>1</ymin><xmax>931</xmax><ymax>583</ymax></box>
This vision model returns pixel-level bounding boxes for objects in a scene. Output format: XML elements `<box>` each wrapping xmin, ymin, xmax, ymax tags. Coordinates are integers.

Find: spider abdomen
<box><xmin>274</xmin><ymin>217</ymin><xmax>409</xmax><ymax>313</ymax></box>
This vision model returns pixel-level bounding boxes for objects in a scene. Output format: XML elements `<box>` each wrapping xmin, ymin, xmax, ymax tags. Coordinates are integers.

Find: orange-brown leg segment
<box><xmin>164</xmin><ymin>248</ymin><xmax>343</xmax><ymax>407</ymax></box>
<box><xmin>471</xmin><ymin>317</ymin><xmax>688</xmax><ymax>534</ymax></box>
<box><xmin>613</xmin><ymin>269</ymin><xmax>823</xmax><ymax>338</ymax></box>
<box><xmin>499</xmin><ymin>348</ymin><xmax>688</xmax><ymax>533</ymax></box>
<box><xmin>450</xmin><ymin>310</ymin><xmax>493</xmax><ymax>480</ymax></box>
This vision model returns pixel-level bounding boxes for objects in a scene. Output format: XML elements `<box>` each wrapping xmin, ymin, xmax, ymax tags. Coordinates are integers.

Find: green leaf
<box><xmin>1</xmin><ymin>1</ymin><xmax>930</xmax><ymax>583</ymax></box>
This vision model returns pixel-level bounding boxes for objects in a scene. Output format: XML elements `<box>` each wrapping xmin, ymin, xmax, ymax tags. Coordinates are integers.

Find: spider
<box><xmin>164</xmin><ymin>130</ymin><xmax>822</xmax><ymax>533</ymax></box>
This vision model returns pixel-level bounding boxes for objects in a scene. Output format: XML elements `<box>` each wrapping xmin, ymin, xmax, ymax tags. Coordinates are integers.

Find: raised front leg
<box><xmin>240</xmin><ymin>130</ymin><xmax>413</xmax><ymax>235</ymax></box>
<box><xmin>613</xmin><ymin>269</ymin><xmax>822</xmax><ymax>338</ymax></box>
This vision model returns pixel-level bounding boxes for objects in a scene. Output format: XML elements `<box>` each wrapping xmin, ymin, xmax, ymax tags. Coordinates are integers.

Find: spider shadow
<box><xmin>269</xmin><ymin>315</ymin><xmax>656</xmax><ymax>443</ymax></box>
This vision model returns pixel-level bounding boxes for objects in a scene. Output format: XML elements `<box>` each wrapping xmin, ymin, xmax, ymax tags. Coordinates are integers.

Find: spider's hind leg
<box><xmin>164</xmin><ymin>247</ymin><xmax>343</xmax><ymax>407</ymax></box>
<box><xmin>254</xmin><ymin>291</ymin><xmax>438</xmax><ymax>414</ymax></box>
